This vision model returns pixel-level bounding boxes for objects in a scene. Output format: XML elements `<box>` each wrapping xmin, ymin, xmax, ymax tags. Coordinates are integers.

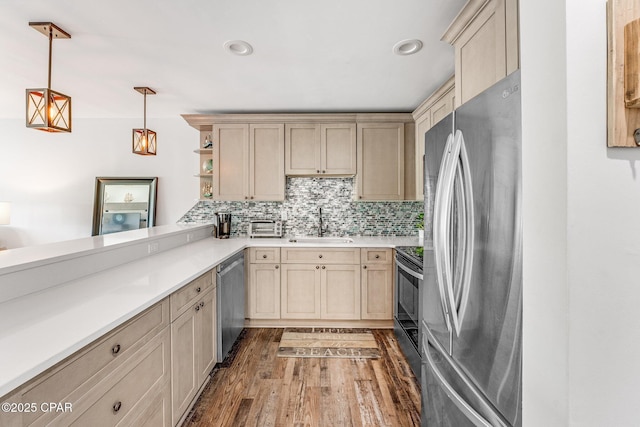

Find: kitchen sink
<box><xmin>288</xmin><ymin>237</ymin><xmax>354</xmax><ymax>244</ymax></box>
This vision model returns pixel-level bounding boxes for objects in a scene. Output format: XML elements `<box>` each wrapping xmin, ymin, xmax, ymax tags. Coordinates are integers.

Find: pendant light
<box><xmin>25</xmin><ymin>22</ymin><xmax>72</xmax><ymax>133</ymax></box>
<box><xmin>132</xmin><ymin>87</ymin><xmax>157</xmax><ymax>156</ymax></box>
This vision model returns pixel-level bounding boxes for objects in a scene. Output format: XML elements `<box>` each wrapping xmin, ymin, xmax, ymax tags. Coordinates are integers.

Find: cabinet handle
<box><xmin>113</xmin><ymin>401</ymin><xmax>122</xmax><ymax>413</ymax></box>
<box><xmin>275</xmin><ymin>265</ymin><xmax>279</xmax><ymax>269</ymax></box>
<box><xmin>363</xmin><ymin>265</ymin><xmax>367</xmax><ymax>269</ymax></box>
<box><xmin>196</xmin><ymin>286</ymin><xmax>202</xmax><ymax>293</ymax></box>
<box><xmin>322</xmin><ymin>265</ymin><xmax>326</xmax><ymax>269</ymax></box>
<box><xmin>316</xmin><ymin>265</ymin><xmax>320</xmax><ymax>269</ymax></box>
<box><xmin>262</xmin><ymin>254</ymin><xmax>267</xmax><ymax>259</ymax></box>
<box><xmin>319</xmin><ymin>254</ymin><xmax>323</xmax><ymax>259</ymax></box>
<box><xmin>111</xmin><ymin>344</ymin><xmax>121</xmax><ymax>355</ymax></box>
<box><xmin>375</xmin><ymin>254</ymin><xmax>380</xmax><ymax>259</ymax></box>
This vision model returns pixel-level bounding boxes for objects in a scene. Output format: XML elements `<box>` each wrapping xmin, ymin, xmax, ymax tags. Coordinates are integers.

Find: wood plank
<box><xmin>182</xmin><ymin>328</ymin><xmax>420</xmax><ymax>427</ymax></box>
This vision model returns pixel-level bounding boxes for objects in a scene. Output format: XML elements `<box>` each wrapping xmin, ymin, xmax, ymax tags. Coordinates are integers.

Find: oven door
<box><xmin>394</xmin><ymin>256</ymin><xmax>422</xmax><ymax>349</ymax></box>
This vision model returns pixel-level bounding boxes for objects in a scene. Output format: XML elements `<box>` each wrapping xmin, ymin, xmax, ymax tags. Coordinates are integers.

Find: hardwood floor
<box><xmin>183</xmin><ymin>328</ymin><xmax>421</xmax><ymax>427</ymax></box>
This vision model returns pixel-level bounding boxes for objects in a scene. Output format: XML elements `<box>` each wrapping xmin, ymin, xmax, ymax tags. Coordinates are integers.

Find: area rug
<box><xmin>277</xmin><ymin>327</ymin><xmax>380</xmax><ymax>359</ymax></box>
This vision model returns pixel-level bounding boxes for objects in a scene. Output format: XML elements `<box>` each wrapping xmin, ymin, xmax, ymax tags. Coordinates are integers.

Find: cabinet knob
<box><xmin>262</xmin><ymin>254</ymin><xmax>267</xmax><ymax>259</ymax></box>
<box><xmin>316</xmin><ymin>265</ymin><xmax>320</xmax><ymax>269</ymax></box>
<box><xmin>195</xmin><ymin>305</ymin><xmax>200</xmax><ymax>312</ymax></box>
<box><xmin>111</xmin><ymin>344</ymin><xmax>121</xmax><ymax>355</ymax></box>
<box><xmin>375</xmin><ymin>254</ymin><xmax>380</xmax><ymax>259</ymax></box>
<box><xmin>322</xmin><ymin>170</ymin><xmax>326</xmax><ymax>174</ymax></box>
<box><xmin>200</xmin><ymin>301</ymin><xmax>205</xmax><ymax>308</ymax></box>
<box><xmin>113</xmin><ymin>401</ymin><xmax>122</xmax><ymax>413</ymax></box>
<box><xmin>317</xmin><ymin>170</ymin><xmax>320</xmax><ymax>173</ymax></box>
<box><xmin>275</xmin><ymin>265</ymin><xmax>279</xmax><ymax>269</ymax></box>
<box><xmin>319</xmin><ymin>254</ymin><xmax>323</xmax><ymax>258</ymax></box>
<box><xmin>245</xmin><ymin>196</ymin><xmax>248</xmax><ymax>200</ymax></box>
<box><xmin>359</xmin><ymin>196</ymin><xmax>363</xmax><ymax>199</ymax></box>
<box><xmin>250</xmin><ymin>196</ymin><xmax>254</xmax><ymax>199</ymax></box>
<box><xmin>363</xmin><ymin>265</ymin><xmax>367</xmax><ymax>269</ymax></box>
<box><xmin>196</xmin><ymin>286</ymin><xmax>201</xmax><ymax>293</ymax></box>
<box><xmin>322</xmin><ymin>265</ymin><xmax>326</xmax><ymax>269</ymax></box>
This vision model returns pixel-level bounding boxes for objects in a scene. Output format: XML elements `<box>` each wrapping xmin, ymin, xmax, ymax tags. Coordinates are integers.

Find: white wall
<box><xmin>523</xmin><ymin>0</ymin><xmax>640</xmax><ymax>426</ymax></box>
<box><xmin>0</xmin><ymin>117</ymin><xmax>198</xmax><ymax>248</ymax></box>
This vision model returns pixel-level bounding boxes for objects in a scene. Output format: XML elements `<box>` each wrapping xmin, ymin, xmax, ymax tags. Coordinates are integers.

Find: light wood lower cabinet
<box><xmin>280</xmin><ymin>264</ymin><xmax>322</xmax><ymax>319</ymax></box>
<box><xmin>321</xmin><ymin>265</ymin><xmax>361</xmax><ymax>320</ymax></box>
<box><xmin>17</xmin><ymin>299</ymin><xmax>171</xmax><ymax>427</ymax></box>
<box><xmin>361</xmin><ymin>264</ymin><xmax>394</xmax><ymax>320</ymax></box>
<box><xmin>171</xmin><ymin>288</ymin><xmax>215</xmax><ymax>426</ymax></box>
<box><xmin>280</xmin><ymin>263</ymin><xmax>361</xmax><ymax>320</ymax></box>
<box><xmin>248</xmin><ymin>247</ymin><xmax>393</xmax><ymax>323</ymax></box>
<box><xmin>361</xmin><ymin>248</ymin><xmax>394</xmax><ymax>320</ymax></box>
<box><xmin>248</xmin><ymin>263</ymin><xmax>281</xmax><ymax>319</ymax></box>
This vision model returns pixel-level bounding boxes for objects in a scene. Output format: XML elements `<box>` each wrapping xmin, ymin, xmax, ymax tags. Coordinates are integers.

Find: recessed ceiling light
<box><xmin>224</xmin><ymin>40</ymin><xmax>253</xmax><ymax>56</ymax></box>
<box><xmin>392</xmin><ymin>39</ymin><xmax>423</xmax><ymax>56</ymax></box>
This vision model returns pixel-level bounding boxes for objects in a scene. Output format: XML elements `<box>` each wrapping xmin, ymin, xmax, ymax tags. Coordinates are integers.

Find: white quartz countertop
<box><xmin>0</xmin><ymin>235</ymin><xmax>421</xmax><ymax>398</ymax></box>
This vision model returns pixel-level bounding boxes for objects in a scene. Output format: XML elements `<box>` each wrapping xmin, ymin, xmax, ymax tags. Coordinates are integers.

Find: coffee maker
<box><xmin>214</xmin><ymin>212</ymin><xmax>231</xmax><ymax>239</ymax></box>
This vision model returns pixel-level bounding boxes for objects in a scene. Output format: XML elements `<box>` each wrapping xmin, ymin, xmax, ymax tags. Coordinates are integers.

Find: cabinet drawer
<box><xmin>281</xmin><ymin>248</ymin><xmax>360</xmax><ymax>264</ymax></box>
<box><xmin>68</xmin><ymin>327</ymin><xmax>171</xmax><ymax>426</ymax></box>
<box><xmin>361</xmin><ymin>248</ymin><xmax>392</xmax><ymax>264</ymax></box>
<box><xmin>249</xmin><ymin>247</ymin><xmax>281</xmax><ymax>263</ymax></box>
<box><xmin>171</xmin><ymin>271</ymin><xmax>214</xmax><ymax>320</ymax></box>
<box><xmin>22</xmin><ymin>299</ymin><xmax>169</xmax><ymax>426</ymax></box>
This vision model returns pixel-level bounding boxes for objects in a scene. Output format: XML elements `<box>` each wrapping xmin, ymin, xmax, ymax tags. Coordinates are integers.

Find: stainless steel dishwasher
<box><xmin>216</xmin><ymin>250</ymin><xmax>245</xmax><ymax>362</ymax></box>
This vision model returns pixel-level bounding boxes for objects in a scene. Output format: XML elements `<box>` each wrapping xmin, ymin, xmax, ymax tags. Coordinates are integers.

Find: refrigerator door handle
<box><xmin>446</xmin><ymin>130</ymin><xmax>475</xmax><ymax>337</ymax></box>
<box><xmin>433</xmin><ymin>132</ymin><xmax>455</xmax><ymax>332</ymax></box>
<box><xmin>423</xmin><ymin>334</ymin><xmax>493</xmax><ymax>427</ymax></box>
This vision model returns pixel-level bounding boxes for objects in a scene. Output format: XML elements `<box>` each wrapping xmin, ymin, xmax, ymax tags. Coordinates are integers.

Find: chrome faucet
<box><xmin>318</xmin><ymin>207</ymin><xmax>325</xmax><ymax>237</ymax></box>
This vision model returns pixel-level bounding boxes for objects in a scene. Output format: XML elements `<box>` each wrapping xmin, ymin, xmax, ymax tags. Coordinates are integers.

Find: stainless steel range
<box><xmin>394</xmin><ymin>246</ymin><xmax>424</xmax><ymax>379</ymax></box>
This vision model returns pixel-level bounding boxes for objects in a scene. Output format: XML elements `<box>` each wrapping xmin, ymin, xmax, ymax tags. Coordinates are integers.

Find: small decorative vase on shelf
<box><xmin>203</xmin><ymin>134</ymin><xmax>213</xmax><ymax>149</ymax></box>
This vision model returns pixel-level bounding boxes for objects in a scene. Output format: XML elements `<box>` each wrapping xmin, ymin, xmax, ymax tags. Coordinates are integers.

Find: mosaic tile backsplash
<box><xmin>178</xmin><ymin>177</ymin><xmax>424</xmax><ymax>237</ymax></box>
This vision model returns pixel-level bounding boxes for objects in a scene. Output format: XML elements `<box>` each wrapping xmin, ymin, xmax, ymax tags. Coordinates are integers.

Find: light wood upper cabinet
<box><xmin>356</xmin><ymin>123</ymin><xmax>405</xmax><ymax>200</ymax></box>
<box><xmin>250</xmin><ymin>124</ymin><xmax>285</xmax><ymax>201</ymax></box>
<box><xmin>212</xmin><ymin>124</ymin><xmax>249</xmax><ymax>201</ymax></box>
<box><xmin>321</xmin><ymin>124</ymin><xmax>357</xmax><ymax>175</ymax></box>
<box><xmin>443</xmin><ymin>0</ymin><xmax>519</xmax><ymax>106</ymax></box>
<box><xmin>212</xmin><ymin>123</ymin><xmax>284</xmax><ymax>201</ymax></box>
<box><xmin>285</xmin><ymin>123</ymin><xmax>356</xmax><ymax>175</ymax></box>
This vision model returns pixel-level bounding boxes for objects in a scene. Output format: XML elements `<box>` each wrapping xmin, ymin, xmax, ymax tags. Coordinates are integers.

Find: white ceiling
<box><xmin>0</xmin><ymin>0</ymin><xmax>466</xmax><ymax>119</ymax></box>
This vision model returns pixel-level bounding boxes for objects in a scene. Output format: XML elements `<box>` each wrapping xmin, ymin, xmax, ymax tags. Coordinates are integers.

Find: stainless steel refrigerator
<box><xmin>421</xmin><ymin>70</ymin><xmax>522</xmax><ymax>427</ymax></box>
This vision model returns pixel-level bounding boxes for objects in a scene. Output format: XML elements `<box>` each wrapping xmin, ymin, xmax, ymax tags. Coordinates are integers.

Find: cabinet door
<box><xmin>171</xmin><ymin>309</ymin><xmax>198</xmax><ymax>426</ymax></box>
<box><xmin>321</xmin><ymin>123</ymin><xmax>356</xmax><ymax>175</ymax></box>
<box><xmin>248</xmin><ymin>263</ymin><xmax>281</xmax><ymax>319</ymax></box>
<box><xmin>431</xmin><ymin>88</ymin><xmax>455</xmax><ymax>128</ymax></box>
<box><xmin>213</xmin><ymin>124</ymin><xmax>249</xmax><ymax>200</ymax></box>
<box><xmin>320</xmin><ymin>265</ymin><xmax>361</xmax><ymax>320</ymax></box>
<box><xmin>356</xmin><ymin>123</ymin><xmax>405</xmax><ymax>200</ymax></box>
<box><xmin>196</xmin><ymin>290</ymin><xmax>216</xmax><ymax>383</ymax></box>
<box><xmin>361</xmin><ymin>264</ymin><xmax>393</xmax><ymax>320</ymax></box>
<box><xmin>285</xmin><ymin>123</ymin><xmax>321</xmax><ymax>175</ymax></box>
<box><xmin>250</xmin><ymin>124</ymin><xmax>285</xmax><ymax>201</ymax></box>
<box><xmin>454</xmin><ymin>0</ymin><xmax>507</xmax><ymax>105</ymax></box>
<box><xmin>280</xmin><ymin>264</ymin><xmax>321</xmax><ymax>319</ymax></box>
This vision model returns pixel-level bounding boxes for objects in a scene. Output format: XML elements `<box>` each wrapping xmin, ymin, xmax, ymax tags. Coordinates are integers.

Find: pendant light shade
<box><xmin>132</xmin><ymin>87</ymin><xmax>156</xmax><ymax>156</ymax></box>
<box><xmin>26</xmin><ymin>22</ymin><xmax>72</xmax><ymax>133</ymax></box>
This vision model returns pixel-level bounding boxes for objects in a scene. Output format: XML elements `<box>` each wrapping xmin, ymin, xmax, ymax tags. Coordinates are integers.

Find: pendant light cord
<box><xmin>47</xmin><ymin>25</ymin><xmax>53</xmax><ymax>90</ymax></box>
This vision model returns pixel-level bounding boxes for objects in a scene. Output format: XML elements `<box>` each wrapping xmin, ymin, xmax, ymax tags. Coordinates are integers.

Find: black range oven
<box><xmin>394</xmin><ymin>246</ymin><xmax>423</xmax><ymax>379</ymax></box>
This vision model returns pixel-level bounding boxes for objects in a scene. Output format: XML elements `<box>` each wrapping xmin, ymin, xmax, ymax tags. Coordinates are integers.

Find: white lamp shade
<box><xmin>0</xmin><ymin>202</ymin><xmax>11</xmax><ymax>225</ymax></box>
